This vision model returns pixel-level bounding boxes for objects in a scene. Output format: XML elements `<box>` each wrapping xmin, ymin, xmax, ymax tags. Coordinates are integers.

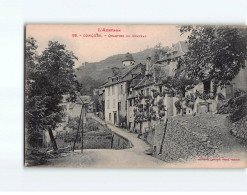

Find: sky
<box><xmin>26</xmin><ymin>24</ymin><xmax>188</xmax><ymax>68</ymax></box>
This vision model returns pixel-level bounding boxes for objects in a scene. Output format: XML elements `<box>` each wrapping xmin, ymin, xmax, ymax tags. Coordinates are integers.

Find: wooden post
<box><xmin>81</xmin><ymin>107</ymin><xmax>84</xmax><ymax>153</ymax></box>
<box><xmin>72</xmin><ymin>104</ymin><xmax>83</xmax><ymax>152</ymax></box>
<box><xmin>111</xmin><ymin>133</ymin><xmax>114</xmax><ymax>149</ymax></box>
<box><xmin>159</xmin><ymin>118</ymin><xmax>168</xmax><ymax>154</ymax></box>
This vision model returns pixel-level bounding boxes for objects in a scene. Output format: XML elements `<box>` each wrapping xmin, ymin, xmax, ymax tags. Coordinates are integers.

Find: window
<box><xmin>141</xmin><ymin>90</ymin><xmax>144</xmax><ymax>95</ymax></box>
<box><xmin>107</xmin><ymin>100</ymin><xmax>110</xmax><ymax>109</ymax></box>
<box><xmin>146</xmin><ymin>88</ymin><xmax>150</xmax><ymax>96</ymax></box>
<box><xmin>112</xmin><ymin>86</ymin><xmax>115</xmax><ymax>95</ymax></box>
<box><xmin>121</xmin><ymin>85</ymin><xmax>123</xmax><ymax>94</ymax></box>
<box><xmin>109</xmin><ymin>113</ymin><xmax>111</xmax><ymax>121</ymax></box>
<box><xmin>129</xmin><ymin>99</ymin><xmax>132</xmax><ymax>107</ymax></box>
<box><xmin>118</xmin><ymin>102</ymin><xmax>121</xmax><ymax>110</ymax></box>
<box><xmin>113</xmin><ymin>99</ymin><xmax>116</xmax><ymax>108</ymax></box>
<box><xmin>203</xmin><ymin>80</ymin><xmax>211</xmax><ymax>94</ymax></box>
<box><xmin>140</xmin><ymin>104</ymin><xmax>143</xmax><ymax>112</ymax></box>
<box><xmin>108</xmin><ymin>88</ymin><xmax>110</xmax><ymax>96</ymax></box>
<box><xmin>159</xmin><ymin>86</ymin><xmax>162</xmax><ymax>93</ymax></box>
<box><xmin>129</xmin><ymin>88</ymin><xmax>132</xmax><ymax>95</ymax></box>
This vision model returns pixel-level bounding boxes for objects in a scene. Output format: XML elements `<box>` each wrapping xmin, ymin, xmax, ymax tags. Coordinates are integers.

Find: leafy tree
<box><xmin>179</xmin><ymin>26</ymin><xmax>247</xmax><ymax>86</ymax></box>
<box><xmin>162</xmin><ymin>76</ymin><xmax>197</xmax><ymax>97</ymax></box>
<box><xmin>79</xmin><ymin>76</ymin><xmax>101</xmax><ymax>95</ymax></box>
<box><xmin>25</xmin><ymin>39</ymin><xmax>78</xmax><ymax>150</ymax></box>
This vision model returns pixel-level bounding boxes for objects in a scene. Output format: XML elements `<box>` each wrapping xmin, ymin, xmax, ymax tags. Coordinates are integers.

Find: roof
<box><xmin>76</xmin><ymin>95</ymin><xmax>92</xmax><ymax>104</ymax></box>
<box><xmin>134</xmin><ymin>76</ymin><xmax>155</xmax><ymax>89</ymax></box>
<box><xmin>129</xmin><ymin>78</ymin><xmax>142</xmax><ymax>88</ymax></box>
<box><xmin>122</xmin><ymin>52</ymin><xmax>134</xmax><ymax>62</ymax></box>
<box><xmin>104</xmin><ymin>63</ymin><xmax>144</xmax><ymax>87</ymax></box>
<box><xmin>157</xmin><ymin>41</ymin><xmax>188</xmax><ymax>62</ymax></box>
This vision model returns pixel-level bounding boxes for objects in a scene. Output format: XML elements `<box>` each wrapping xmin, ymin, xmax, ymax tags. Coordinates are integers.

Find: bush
<box><xmin>229</xmin><ymin>94</ymin><xmax>247</xmax><ymax>122</ymax></box>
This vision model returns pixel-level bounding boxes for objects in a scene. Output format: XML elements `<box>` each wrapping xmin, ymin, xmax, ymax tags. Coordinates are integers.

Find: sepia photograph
<box><xmin>24</xmin><ymin>24</ymin><xmax>247</xmax><ymax>168</ymax></box>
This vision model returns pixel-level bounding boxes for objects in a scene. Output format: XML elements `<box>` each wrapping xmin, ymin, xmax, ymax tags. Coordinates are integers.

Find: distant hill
<box><xmin>75</xmin><ymin>48</ymin><xmax>157</xmax><ymax>86</ymax></box>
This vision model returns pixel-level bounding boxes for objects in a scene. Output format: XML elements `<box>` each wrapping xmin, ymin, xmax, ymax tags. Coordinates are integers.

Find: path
<box><xmin>42</xmin><ymin>114</ymin><xmax>166</xmax><ymax>168</ymax></box>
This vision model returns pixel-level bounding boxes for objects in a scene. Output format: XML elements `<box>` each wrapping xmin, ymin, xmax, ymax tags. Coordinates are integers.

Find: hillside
<box><xmin>75</xmin><ymin>48</ymin><xmax>157</xmax><ymax>87</ymax></box>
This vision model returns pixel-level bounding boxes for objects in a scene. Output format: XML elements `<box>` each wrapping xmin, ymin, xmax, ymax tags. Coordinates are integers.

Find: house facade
<box><xmin>104</xmin><ymin>53</ymin><xmax>145</xmax><ymax>126</ymax></box>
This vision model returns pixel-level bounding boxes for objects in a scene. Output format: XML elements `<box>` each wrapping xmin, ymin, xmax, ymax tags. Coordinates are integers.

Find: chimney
<box><xmin>112</xmin><ymin>67</ymin><xmax>120</xmax><ymax>76</ymax></box>
<box><xmin>145</xmin><ymin>57</ymin><xmax>151</xmax><ymax>76</ymax></box>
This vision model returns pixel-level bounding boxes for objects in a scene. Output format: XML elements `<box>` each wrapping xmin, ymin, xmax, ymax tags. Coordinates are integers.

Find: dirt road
<box><xmin>39</xmin><ymin>114</ymin><xmax>246</xmax><ymax>168</ymax></box>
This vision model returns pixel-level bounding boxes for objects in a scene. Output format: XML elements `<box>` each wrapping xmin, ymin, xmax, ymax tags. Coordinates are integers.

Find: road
<box><xmin>42</xmin><ymin>114</ymin><xmax>166</xmax><ymax>168</ymax></box>
<box><xmin>39</xmin><ymin>114</ymin><xmax>246</xmax><ymax>168</ymax></box>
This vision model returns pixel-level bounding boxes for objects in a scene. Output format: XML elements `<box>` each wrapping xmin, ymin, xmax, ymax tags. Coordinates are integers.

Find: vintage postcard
<box><xmin>24</xmin><ymin>24</ymin><xmax>247</xmax><ymax>168</ymax></box>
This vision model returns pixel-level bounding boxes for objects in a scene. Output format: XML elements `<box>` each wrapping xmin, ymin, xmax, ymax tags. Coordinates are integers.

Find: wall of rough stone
<box><xmin>139</xmin><ymin>114</ymin><xmax>239</xmax><ymax>162</ymax></box>
<box><xmin>160</xmin><ymin>114</ymin><xmax>235</xmax><ymax>162</ymax></box>
<box><xmin>230</xmin><ymin>116</ymin><xmax>247</xmax><ymax>142</ymax></box>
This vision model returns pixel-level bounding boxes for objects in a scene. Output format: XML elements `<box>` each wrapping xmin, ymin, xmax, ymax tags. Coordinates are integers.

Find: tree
<box><xmin>79</xmin><ymin>76</ymin><xmax>101</xmax><ymax>95</ymax></box>
<box><xmin>25</xmin><ymin>37</ymin><xmax>38</xmax><ymax>78</ymax></box>
<box><xmin>25</xmin><ymin>37</ymin><xmax>43</xmax><ymax>148</ymax></box>
<box><xmin>25</xmin><ymin>39</ymin><xmax>78</xmax><ymax>150</ymax></box>
<box><xmin>179</xmin><ymin>26</ymin><xmax>247</xmax><ymax>86</ymax></box>
<box><xmin>162</xmin><ymin>76</ymin><xmax>197</xmax><ymax>97</ymax></box>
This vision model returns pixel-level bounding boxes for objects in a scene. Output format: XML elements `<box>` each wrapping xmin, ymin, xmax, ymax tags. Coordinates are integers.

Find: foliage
<box><xmin>234</xmin><ymin>89</ymin><xmax>247</xmax><ymax>98</ymax></box>
<box><xmin>79</xmin><ymin>76</ymin><xmax>101</xmax><ymax>95</ymax></box>
<box><xmin>184</xmin><ymin>93</ymin><xmax>196</xmax><ymax>110</ymax></box>
<box><xmin>175</xmin><ymin>100</ymin><xmax>182</xmax><ymax>114</ymax></box>
<box><xmin>179</xmin><ymin>26</ymin><xmax>247</xmax><ymax>86</ymax></box>
<box><xmin>25</xmin><ymin>37</ymin><xmax>38</xmax><ymax>78</ymax></box>
<box><xmin>162</xmin><ymin>76</ymin><xmax>197</xmax><ymax>97</ymax></box>
<box><xmin>25</xmin><ymin>38</ymin><xmax>78</xmax><ymax>150</ymax></box>
<box><xmin>65</xmin><ymin>116</ymin><xmax>81</xmax><ymax>131</ymax></box>
<box><xmin>217</xmin><ymin>94</ymin><xmax>247</xmax><ymax>122</ymax></box>
<box><xmin>134</xmin><ymin>90</ymin><xmax>166</xmax><ymax>125</ymax></box>
<box><xmin>217</xmin><ymin>92</ymin><xmax>225</xmax><ymax>101</ymax></box>
<box><xmin>93</xmin><ymin>95</ymin><xmax>104</xmax><ymax>115</ymax></box>
<box><xmin>119</xmin><ymin>115</ymin><xmax>127</xmax><ymax>128</ymax></box>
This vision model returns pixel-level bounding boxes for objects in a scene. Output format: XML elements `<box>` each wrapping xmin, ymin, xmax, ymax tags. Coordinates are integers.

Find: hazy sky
<box><xmin>26</xmin><ymin>24</ymin><xmax>188</xmax><ymax>68</ymax></box>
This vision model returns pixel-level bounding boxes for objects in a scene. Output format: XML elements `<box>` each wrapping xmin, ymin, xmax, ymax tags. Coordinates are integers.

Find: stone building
<box><xmin>101</xmin><ymin>41</ymin><xmax>247</xmax><ymax>133</ymax></box>
<box><xmin>104</xmin><ymin>52</ymin><xmax>145</xmax><ymax>126</ymax></box>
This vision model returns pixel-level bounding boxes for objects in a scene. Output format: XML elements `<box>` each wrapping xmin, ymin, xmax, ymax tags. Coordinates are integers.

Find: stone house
<box><xmin>104</xmin><ymin>52</ymin><xmax>145</xmax><ymax>126</ymax></box>
<box><xmin>102</xmin><ymin>41</ymin><xmax>247</xmax><ymax>133</ymax></box>
<box><xmin>184</xmin><ymin>61</ymin><xmax>247</xmax><ymax>115</ymax></box>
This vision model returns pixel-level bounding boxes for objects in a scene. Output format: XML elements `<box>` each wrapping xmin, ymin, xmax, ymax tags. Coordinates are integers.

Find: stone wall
<box><xmin>139</xmin><ymin>114</ymin><xmax>238</xmax><ymax>162</ymax></box>
<box><xmin>230</xmin><ymin>116</ymin><xmax>247</xmax><ymax>142</ymax></box>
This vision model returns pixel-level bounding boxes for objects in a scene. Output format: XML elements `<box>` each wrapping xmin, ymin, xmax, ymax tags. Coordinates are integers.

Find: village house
<box><xmin>156</xmin><ymin>41</ymin><xmax>247</xmax><ymax>116</ymax></box>
<box><xmin>126</xmin><ymin>42</ymin><xmax>188</xmax><ymax>133</ymax></box>
<box><xmin>99</xmin><ymin>41</ymin><xmax>247</xmax><ymax>134</ymax></box>
<box><xmin>104</xmin><ymin>52</ymin><xmax>145</xmax><ymax>126</ymax></box>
